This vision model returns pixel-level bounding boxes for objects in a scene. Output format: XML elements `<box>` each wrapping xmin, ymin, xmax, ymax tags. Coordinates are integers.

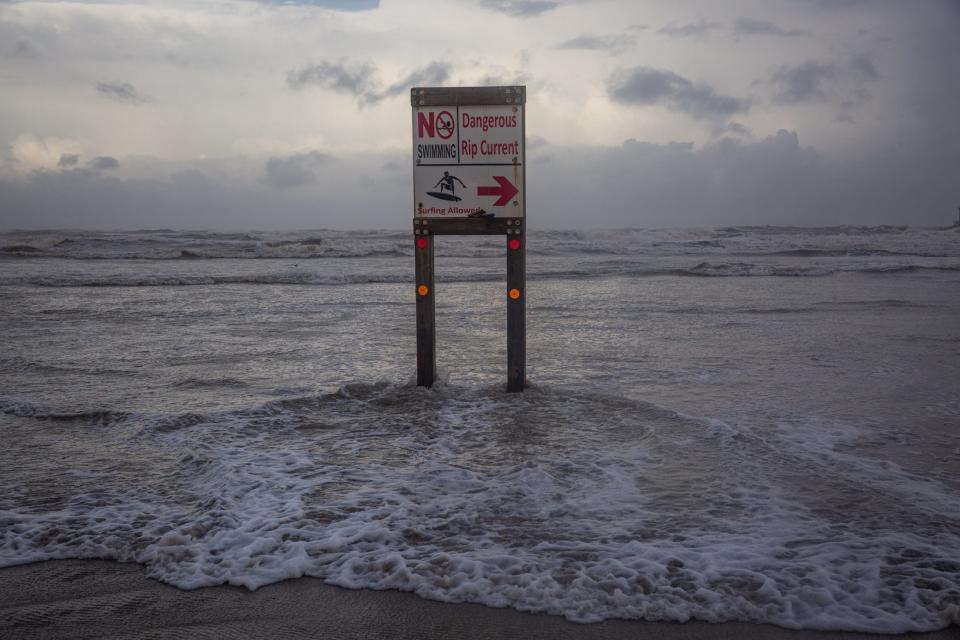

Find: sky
<box><xmin>0</xmin><ymin>0</ymin><xmax>958</xmax><ymax>229</ymax></box>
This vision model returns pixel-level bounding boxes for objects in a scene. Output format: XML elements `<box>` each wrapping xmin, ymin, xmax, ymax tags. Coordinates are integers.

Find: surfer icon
<box><xmin>427</xmin><ymin>171</ymin><xmax>466</xmax><ymax>202</ymax></box>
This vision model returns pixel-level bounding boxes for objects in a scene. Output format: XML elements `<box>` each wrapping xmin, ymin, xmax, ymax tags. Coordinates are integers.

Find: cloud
<box><xmin>8</xmin><ymin>40</ymin><xmax>39</xmax><ymax>58</ymax></box>
<box><xmin>88</xmin><ymin>156</ymin><xmax>119</xmax><ymax>171</ymax></box>
<box><xmin>658</xmin><ymin>20</ymin><xmax>723</xmax><ymax>38</ymax></box>
<box><xmin>2</xmin><ymin>0</ymin><xmax>956</xmax><ymax>231</ymax></box>
<box><xmin>768</xmin><ymin>60</ymin><xmax>835</xmax><ymax>102</ymax></box>
<box><xmin>796</xmin><ymin>0</ymin><xmax>875</xmax><ymax>8</ymax></box>
<box><xmin>849</xmin><ymin>54</ymin><xmax>879</xmax><ymax>81</ymax></box>
<box><xmin>258</xmin><ymin>0</ymin><xmax>379</xmax><ymax>9</ymax></box>
<box><xmin>2</xmin><ymin>127</ymin><xmax>957</xmax><ymax>229</ymax></box>
<box><xmin>480</xmin><ymin>0</ymin><xmax>560</xmax><ymax>17</ymax></box>
<box><xmin>264</xmin><ymin>150</ymin><xmax>331</xmax><ymax>188</ymax></box>
<box><xmin>96</xmin><ymin>82</ymin><xmax>150</xmax><ymax>104</ymax></box>
<box><xmin>377</xmin><ymin>62</ymin><xmax>450</xmax><ymax>103</ymax></box>
<box><xmin>608</xmin><ymin>67</ymin><xmax>748</xmax><ymax>120</ymax></box>
<box><xmin>556</xmin><ymin>34</ymin><xmax>635</xmax><ymax>55</ymax></box>
<box><xmin>7</xmin><ymin>135</ymin><xmax>83</xmax><ymax>172</ymax></box>
<box><xmin>0</xmin><ymin>153</ymin><xmax>410</xmax><ymax>229</ymax></box>
<box><xmin>527</xmin><ymin>135</ymin><xmax>548</xmax><ymax>150</ymax></box>
<box><xmin>763</xmin><ymin>55</ymin><xmax>877</xmax><ymax>106</ymax></box>
<box><xmin>58</xmin><ymin>154</ymin><xmax>80</xmax><ymax>168</ymax></box>
<box><xmin>529</xmin><ymin>131</ymin><xmax>851</xmax><ymax>226</ymax></box>
<box><xmin>475</xmin><ymin>72</ymin><xmax>531</xmax><ymax>86</ymax></box>
<box><xmin>713</xmin><ymin>121</ymin><xmax>752</xmax><ymax>138</ymax></box>
<box><xmin>286</xmin><ymin>60</ymin><xmax>376</xmax><ymax>96</ymax></box>
<box><xmin>287</xmin><ymin>60</ymin><xmax>450</xmax><ymax>105</ymax></box>
<box><xmin>732</xmin><ymin>18</ymin><xmax>805</xmax><ymax>37</ymax></box>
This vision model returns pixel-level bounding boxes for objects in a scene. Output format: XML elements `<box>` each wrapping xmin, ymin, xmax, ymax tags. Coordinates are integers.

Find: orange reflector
<box><xmin>416</xmin><ymin>237</ymin><xmax>428</xmax><ymax>249</ymax></box>
<box><xmin>508</xmin><ymin>288</ymin><xmax>521</xmax><ymax>300</ymax></box>
<box><xmin>417</xmin><ymin>284</ymin><xmax>429</xmax><ymax>296</ymax></box>
<box><xmin>508</xmin><ymin>238</ymin><xmax>521</xmax><ymax>250</ymax></box>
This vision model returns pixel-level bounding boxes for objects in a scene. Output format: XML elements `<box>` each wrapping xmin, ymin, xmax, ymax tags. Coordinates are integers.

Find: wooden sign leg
<box><xmin>415</xmin><ymin>232</ymin><xmax>436</xmax><ymax>387</ymax></box>
<box><xmin>506</xmin><ymin>230</ymin><xmax>526</xmax><ymax>392</ymax></box>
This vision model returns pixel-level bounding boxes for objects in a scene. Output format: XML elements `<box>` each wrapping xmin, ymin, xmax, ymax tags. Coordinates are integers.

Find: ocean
<box><xmin>1</xmin><ymin>226</ymin><xmax>958</xmax><ymax>633</ymax></box>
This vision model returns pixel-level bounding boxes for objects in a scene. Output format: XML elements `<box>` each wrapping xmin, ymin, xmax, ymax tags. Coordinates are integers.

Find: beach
<box><xmin>1</xmin><ymin>227</ymin><xmax>958</xmax><ymax>635</ymax></box>
<box><xmin>2</xmin><ymin>560</ymin><xmax>957</xmax><ymax>640</ymax></box>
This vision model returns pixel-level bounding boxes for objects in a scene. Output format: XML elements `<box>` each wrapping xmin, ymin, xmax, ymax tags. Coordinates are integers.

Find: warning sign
<box><xmin>412</xmin><ymin>93</ymin><xmax>525</xmax><ymax>218</ymax></box>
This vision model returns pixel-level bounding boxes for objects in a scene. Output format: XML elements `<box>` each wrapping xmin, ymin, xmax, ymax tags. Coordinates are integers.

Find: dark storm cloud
<box><xmin>96</xmin><ymin>82</ymin><xmax>150</xmax><ymax>104</ymax></box>
<box><xmin>763</xmin><ymin>56</ymin><xmax>877</xmax><ymax>105</ymax></box>
<box><xmin>608</xmin><ymin>67</ymin><xmax>748</xmax><ymax>120</ymax></box>
<box><xmin>658</xmin><ymin>20</ymin><xmax>723</xmax><ymax>38</ymax></box>
<box><xmin>0</xmin><ymin>169</ymin><xmax>244</xmax><ymax>230</ymax></box>
<box><xmin>287</xmin><ymin>60</ymin><xmax>450</xmax><ymax>105</ymax></box>
<box><xmin>58</xmin><ymin>154</ymin><xmax>80</xmax><ymax>168</ymax></box>
<box><xmin>475</xmin><ymin>69</ymin><xmax>532</xmax><ymax>86</ymax></box>
<box><xmin>286</xmin><ymin>60</ymin><xmax>376</xmax><ymax>96</ymax></box>
<box><xmin>0</xmin><ymin>155</ymin><xmax>407</xmax><ymax>229</ymax></box>
<box><xmin>1</xmin><ymin>124</ymin><xmax>956</xmax><ymax>229</ymax></box>
<box><xmin>377</xmin><ymin>62</ymin><xmax>450</xmax><ymax>102</ymax></box>
<box><xmin>531</xmin><ymin>129</ymin><xmax>956</xmax><ymax>227</ymax></box>
<box><xmin>556</xmin><ymin>34</ymin><xmax>635</xmax><ymax>54</ymax></box>
<box><xmin>264</xmin><ymin>150</ymin><xmax>331</xmax><ymax>188</ymax></box>
<box><xmin>88</xmin><ymin>156</ymin><xmax>119</xmax><ymax>171</ymax></box>
<box><xmin>732</xmin><ymin>18</ymin><xmax>805</xmax><ymax>37</ymax></box>
<box><xmin>768</xmin><ymin>60</ymin><xmax>834</xmax><ymax>102</ymax></box>
<box><xmin>479</xmin><ymin>0</ymin><xmax>560</xmax><ymax>17</ymax></box>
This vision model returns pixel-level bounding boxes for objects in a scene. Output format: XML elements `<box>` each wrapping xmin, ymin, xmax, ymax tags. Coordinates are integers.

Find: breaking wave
<box><xmin>1</xmin><ymin>382</ymin><xmax>959</xmax><ymax>632</ymax></box>
<box><xmin>2</xmin><ymin>226</ymin><xmax>958</xmax><ymax>261</ymax></box>
<box><xmin>2</xmin><ymin>261</ymin><xmax>957</xmax><ymax>288</ymax></box>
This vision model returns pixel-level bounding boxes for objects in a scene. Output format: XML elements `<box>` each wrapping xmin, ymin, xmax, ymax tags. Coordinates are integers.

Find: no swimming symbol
<box><xmin>435</xmin><ymin>111</ymin><xmax>455</xmax><ymax>139</ymax></box>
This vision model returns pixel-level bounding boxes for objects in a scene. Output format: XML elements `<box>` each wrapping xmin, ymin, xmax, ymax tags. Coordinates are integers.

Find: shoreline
<box><xmin>0</xmin><ymin>560</ymin><xmax>955</xmax><ymax>640</ymax></box>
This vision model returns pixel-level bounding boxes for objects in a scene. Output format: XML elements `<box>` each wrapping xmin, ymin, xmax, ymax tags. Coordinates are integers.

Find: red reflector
<box><xmin>416</xmin><ymin>237</ymin><xmax>428</xmax><ymax>249</ymax></box>
<box><xmin>508</xmin><ymin>238</ymin><xmax>521</xmax><ymax>250</ymax></box>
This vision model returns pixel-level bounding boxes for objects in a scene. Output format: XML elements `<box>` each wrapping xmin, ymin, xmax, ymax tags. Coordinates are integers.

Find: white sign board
<box><xmin>413</xmin><ymin>103</ymin><xmax>525</xmax><ymax>218</ymax></box>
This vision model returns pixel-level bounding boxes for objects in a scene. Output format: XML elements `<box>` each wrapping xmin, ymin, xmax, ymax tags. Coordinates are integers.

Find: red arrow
<box><xmin>477</xmin><ymin>176</ymin><xmax>519</xmax><ymax>207</ymax></box>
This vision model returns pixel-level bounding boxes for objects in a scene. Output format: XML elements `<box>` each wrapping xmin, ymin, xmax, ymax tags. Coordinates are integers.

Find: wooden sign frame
<box><xmin>411</xmin><ymin>86</ymin><xmax>526</xmax><ymax>392</ymax></box>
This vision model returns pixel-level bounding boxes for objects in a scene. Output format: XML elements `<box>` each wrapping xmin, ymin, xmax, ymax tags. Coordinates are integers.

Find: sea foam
<box><xmin>1</xmin><ymin>383</ymin><xmax>958</xmax><ymax>633</ymax></box>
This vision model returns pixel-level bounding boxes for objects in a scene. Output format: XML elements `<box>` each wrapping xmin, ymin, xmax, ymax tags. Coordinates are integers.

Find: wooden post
<box><xmin>414</xmin><ymin>223</ymin><xmax>435</xmax><ymax>387</ymax></box>
<box><xmin>506</xmin><ymin>220</ymin><xmax>526</xmax><ymax>392</ymax></box>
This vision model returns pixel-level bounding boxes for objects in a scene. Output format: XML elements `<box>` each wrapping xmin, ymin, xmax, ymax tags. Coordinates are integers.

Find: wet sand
<box><xmin>0</xmin><ymin>560</ymin><xmax>955</xmax><ymax>640</ymax></box>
